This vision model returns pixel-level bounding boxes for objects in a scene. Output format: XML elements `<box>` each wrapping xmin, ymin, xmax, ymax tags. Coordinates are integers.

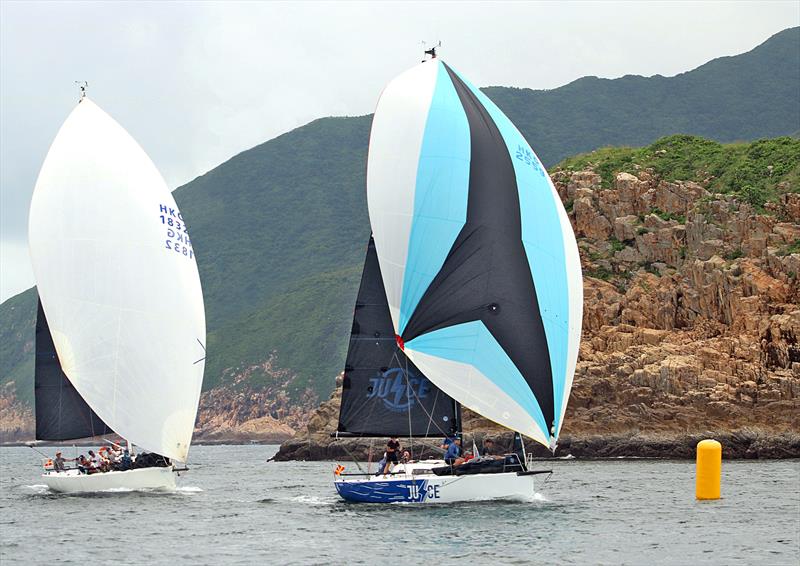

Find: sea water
<box><xmin>1</xmin><ymin>445</ymin><xmax>798</xmax><ymax>565</ymax></box>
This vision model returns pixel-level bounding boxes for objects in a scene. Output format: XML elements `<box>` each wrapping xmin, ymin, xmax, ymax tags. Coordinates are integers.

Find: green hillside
<box><xmin>174</xmin><ymin>116</ymin><xmax>372</xmax><ymax>395</ymax></box>
<box><xmin>485</xmin><ymin>27</ymin><xmax>800</xmax><ymax>166</ymax></box>
<box><xmin>559</xmin><ymin>135</ymin><xmax>800</xmax><ymax>208</ymax></box>
<box><xmin>0</xmin><ymin>288</ymin><xmax>36</xmax><ymax>404</ymax></box>
<box><xmin>2</xmin><ymin>28</ymin><xmax>799</xmax><ymax>405</ymax></box>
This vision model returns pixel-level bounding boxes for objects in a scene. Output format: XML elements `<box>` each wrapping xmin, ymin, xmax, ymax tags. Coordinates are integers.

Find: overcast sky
<box><xmin>1</xmin><ymin>1</ymin><xmax>797</xmax><ymax>302</ymax></box>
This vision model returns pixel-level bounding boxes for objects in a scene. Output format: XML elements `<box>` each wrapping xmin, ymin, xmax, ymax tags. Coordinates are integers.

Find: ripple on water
<box><xmin>2</xmin><ymin>446</ymin><xmax>798</xmax><ymax>565</ymax></box>
<box><xmin>290</xmin><ymin>494</ymin><xmax>336</xmax><ymax>506</ymax></box>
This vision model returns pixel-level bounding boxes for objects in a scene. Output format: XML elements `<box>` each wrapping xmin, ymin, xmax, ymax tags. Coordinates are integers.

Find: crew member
<box><xmin>444</xmin><ymin>437</ymin><xmax>464</xmax><ymax>466</ymax></box>
<box><xmin>383</xmin><ymin>436</ymin><xmax>401</xmax><ymax>475</ymax></box>
<box><xmin>53</xmin><ymin>451</ymin><xmax>68</xmax><ymax>472</ymax></box>
<box><xmin>120</xmin><ymin>449</ymin><xmax>133</xmax><ymax>471</ymax></box>
<box><xmin>481</xmin><ymin>438</ymin><xmax>502</xmax><ymax>460</ymax></box>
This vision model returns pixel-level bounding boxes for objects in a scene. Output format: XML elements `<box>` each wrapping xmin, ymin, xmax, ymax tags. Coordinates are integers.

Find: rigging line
<box><xmin>404</xmin><ymin>352</ymin><xmax>413</xmax><ymax>459</ymax></box>
<box><xmin>386</xmin><ymin>348</ymin><xmax>449</xmax><ymax>445</ymax></box>
<box><xmin>424</xmin><ymin>388</ymin><xmax>439</xmax><ymax>438</ymax></box>
<box><xmin>339</xmin><ymin>441</ymin><xmax>366</xmax><ymax>474</ymax></box>
<box><xmin>399</xmin><ymin>356</ymin><xmax>454</xmax><ymax>440</ymax></box>
<box><xmin>194</xmin><ymin>338</ymin><xmax>206</xmax><ymax>365</ymax></box>
<box><xmin>411</xmin><ymin>438</ymin><xmax>449</xmax><ymax>456</ymax></box>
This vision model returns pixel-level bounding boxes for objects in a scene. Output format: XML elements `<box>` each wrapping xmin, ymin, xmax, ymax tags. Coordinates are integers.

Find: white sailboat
<box><xmin>333</xmin><ymin>50</ymin><xmax>582</xmax><ymax>504</ymax></box>
<box><xmin>28</xmin><ymin>91</ymin><xmax>206</xmax><ymax>493</ymax></box>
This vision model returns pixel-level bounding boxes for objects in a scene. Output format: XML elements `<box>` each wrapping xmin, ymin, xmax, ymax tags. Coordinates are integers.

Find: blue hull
<box><xmin>335</xmin><ymin>478</ymin><xmax>430</xmax><ymax>504</ymax></box>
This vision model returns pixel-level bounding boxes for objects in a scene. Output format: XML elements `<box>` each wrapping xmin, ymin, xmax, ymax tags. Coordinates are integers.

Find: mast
<box><xmin>453</xmin><ymin>400</ymin><xmax>462</xmax><ymax>439</ymax></box>
<box><xmin>75</xmin><ymin>81</ymin><xmax>88</xmax><ymax>102</ymax></box>
<box><xmin>422</xmin><ymin>41</ymin><xmax>441</xmax><ymax>62</ymax></box>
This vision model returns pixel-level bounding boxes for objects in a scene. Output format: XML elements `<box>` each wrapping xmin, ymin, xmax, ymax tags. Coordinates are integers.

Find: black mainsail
<box><xmin>34</xmin><ymin>298</ymin><xmax>112</xmax><ymax>440</ymax></box>
<box><xmin>336</xmin><ymin>237</ymin><xmax>459</xmax><ymax>438</ymax></box>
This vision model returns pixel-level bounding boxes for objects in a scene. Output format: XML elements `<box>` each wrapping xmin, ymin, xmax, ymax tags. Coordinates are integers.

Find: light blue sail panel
<box><xmin>406</xmin><ymin>321</ymin><xmax>548</xmax><ymax>436</ymax></box>
<box><xmin>398</xmin><ymin>63</ymin><xmax>471</xmax><ymax>335</ymax></box>
<box><xmin>448</xmin><ymin>68</ymin><xmax>572</xmax><ymax>434</ymax></box>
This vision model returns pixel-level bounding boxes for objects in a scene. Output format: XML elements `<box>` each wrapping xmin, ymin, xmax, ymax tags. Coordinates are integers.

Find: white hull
<box><xmin>334</xmin><ymin>460</ymin><xmax>537</xmax><ymax>504</ymax></box>
<box><xmin>41</xmin><ymin>467</ymin><xmax>176</xmax><ymax>493</ymax></box>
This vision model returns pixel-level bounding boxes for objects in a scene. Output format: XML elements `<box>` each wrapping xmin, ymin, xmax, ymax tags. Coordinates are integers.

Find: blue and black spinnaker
<box><xmin>366</xmin><ymin>58</ymin><xmax>582</xmax><ymax>448</ymax></box>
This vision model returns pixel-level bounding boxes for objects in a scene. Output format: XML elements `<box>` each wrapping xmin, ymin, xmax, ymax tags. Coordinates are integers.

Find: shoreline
<box><xmin>272</xmin><ymin>430</ymin><xmax>800</xmax><ymax>461</ymax></box>
<box><xmin>0</xmin><ymin>437</ymin><xmax>293</xmax><ymax>448</ymax></box>
<box><xmin>4</xmin><ymin>429</ymin><xmax>799</xmax><ymax>460</ymax></box>
<box><xmin>4</xmin><ymin>432</ymin><xmax>799</xmax><ymax>460</ymax></box>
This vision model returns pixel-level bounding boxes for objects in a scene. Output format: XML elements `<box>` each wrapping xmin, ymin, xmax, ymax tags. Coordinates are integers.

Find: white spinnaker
<box><xmin>28</xmin><ymin>98</ymin><xmax>205</xmax><ymax>462</ymax></box>
<box><xmin>366</xmin><ymin>61</ymin><xmax>439</xmax><ymax>332</ymax></box>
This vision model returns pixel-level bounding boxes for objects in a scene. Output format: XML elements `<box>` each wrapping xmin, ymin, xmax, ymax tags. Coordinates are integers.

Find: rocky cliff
<box><xmin>193</xmin><ymin>354</ymin><xmax>318</xmax><ymax>443</ymax></box>
<box><xmin>275</xmin><ymin>159</ymin><xmax>800</xmax><ymax>460</ymax></box>
<box><xmin>0</xmin><ymin>353</ymin><xmax>315</xmax><ymax>444</ymax></box>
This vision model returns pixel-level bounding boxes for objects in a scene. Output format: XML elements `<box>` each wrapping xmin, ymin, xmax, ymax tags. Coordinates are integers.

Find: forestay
<box><xmin>28</xmin><ymin>98</ymin><xmax>206</xmax><ymax>462</ymax></box>
<box><xmin>367</xmin><ymin>60</ymin><xmax>582</xmax><ymax>448</ymax></box>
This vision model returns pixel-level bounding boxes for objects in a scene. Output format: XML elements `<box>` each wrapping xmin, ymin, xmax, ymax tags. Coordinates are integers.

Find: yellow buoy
<box><xmin>696</xmin><ymin>439</ymin><xmax>722</xmax><ymax>500</ymax></box>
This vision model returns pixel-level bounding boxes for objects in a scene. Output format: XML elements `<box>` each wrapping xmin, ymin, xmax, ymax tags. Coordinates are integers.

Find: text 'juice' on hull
<box><xmin>28</xmin><ymin>92</ymin><xmax>206</xmax><ymax>493</ymax></box>
<box><xmin>332</xmin><ymin>52</ymin><xmax>582</xmax><ymax>504</ymax></box>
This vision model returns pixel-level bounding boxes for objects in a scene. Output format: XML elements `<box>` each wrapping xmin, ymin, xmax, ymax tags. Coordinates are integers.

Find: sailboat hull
<box><xmin>41</xmin><ymin>467</ymin><xmax>176</xmax><ymax>493</ymax></box>
<box><xmin>334</xmin><ymin>461</ymin><xmax>536</xmax><ymax>504</ymax></box>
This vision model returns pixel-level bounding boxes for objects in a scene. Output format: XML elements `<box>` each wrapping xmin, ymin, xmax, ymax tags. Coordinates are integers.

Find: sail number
<box><xmin>515</xmin><ymin>144</ymin><xmax>545</xmax><ymax>178</ymax></box>
<box><xmin>159</xmin><ymin>204</ymin><xmax>194</xmax><ymax>260</ymax></box>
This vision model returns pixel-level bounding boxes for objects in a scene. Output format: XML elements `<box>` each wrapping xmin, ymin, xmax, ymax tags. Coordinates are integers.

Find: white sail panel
<box><xmin>28</xmin><ymin>99</ymin><xmax>205</xmax><ymax>462</ymax></box>
<box><xmin>366</xmin><ymin>61</ymin><xmax>439</xmax><ymax>331</ymax></box>
<box><xmin>405</xmin><ymin>324</ymin><xmax>549</xmax><ymax>446</ymax></box>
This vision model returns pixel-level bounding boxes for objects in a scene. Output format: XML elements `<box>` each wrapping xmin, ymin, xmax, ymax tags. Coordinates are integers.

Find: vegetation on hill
<box><xmin>485</xmin><ymin>27</ymin><xmax>799</xmax><ymax>166</ymax></box>
<box><xmin>178</xmin><ymin>116</ymin><xmax>372</xmax><ymax>332</ymax></box>
<box><xmin>1</xmin><ymin>28</ymin><xmax>798</xmax><ymax>407</ymax></box>
<box><xmin>0</xmin><ymin>288</ymin><xmax>35</xmax><ymax>404</ymax></box>
<box><xmin>558</xmin><ymin>135</ymin><xmax>800</xmax><ymax>209</ymax></box>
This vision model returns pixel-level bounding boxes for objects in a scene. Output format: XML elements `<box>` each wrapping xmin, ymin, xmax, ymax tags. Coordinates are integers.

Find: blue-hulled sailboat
<box><xmin>333</xmin><ymin>49</ymin><xmax>582</xmax><ymax>504</ymax></box>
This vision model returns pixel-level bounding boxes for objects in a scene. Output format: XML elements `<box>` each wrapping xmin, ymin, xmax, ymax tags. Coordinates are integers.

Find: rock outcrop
<box><xmin>276</xmin><ymin>168</ymin><xmax>800</xmax><ymax>460</ymax></box>
<box><xmin>0</xmin><ymin>354</ymin><xmax>316</xmax><ymax>444</ymax></box>
<box><xmin>0</xmin><ymin>383</ymin><xmax>33</xmax><ymax>443</ymax></box>
<box><xmin>194</xmin><ymin>354</ymin><xmax>318</xmax><ymax>442</ymax></box>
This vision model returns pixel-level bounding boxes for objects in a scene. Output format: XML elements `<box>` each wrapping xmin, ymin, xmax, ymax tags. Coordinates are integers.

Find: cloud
<box><xmin>0</xmin><ymin>239</ymin><xmax>34</xmax><ymax>301</ymax></box>
<box><xmin>1</xmin><ymin>1</ymin><xmax>797</xmax><ymax>301</ymax></box>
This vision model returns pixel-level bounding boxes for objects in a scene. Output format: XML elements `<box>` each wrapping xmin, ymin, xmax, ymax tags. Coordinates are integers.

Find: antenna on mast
<box><xmin>75</xmin><ymin>81</ymin><xmax>88</xmax><ymax>102</ymax></box>
<box><xmin>421</xmin><ymin>40</ymin><xmax>441</xmax><ymax>62</ymax></box>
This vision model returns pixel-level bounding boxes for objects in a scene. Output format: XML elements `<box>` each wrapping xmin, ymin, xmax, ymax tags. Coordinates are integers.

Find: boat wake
<box><xmin>24</xmin><ymin>483</ymin><xmax>202</xmax><ymax>497</ymax></box>
<box><xmin>290</xmin><ymin>494</ymin><xmax>335</xmax><ymax>506</ymax></box>
<box><xmin>505</xmin><ymin>491</ymin><xmax>548</xmax><ymax>504</ymax></box>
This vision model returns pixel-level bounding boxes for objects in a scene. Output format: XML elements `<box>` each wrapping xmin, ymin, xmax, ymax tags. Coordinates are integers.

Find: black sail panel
<box><xmin>401</xmin><ymin>64</ymin><xmax>555</xmax><ymax>433</ymax></box>
<box><xmin>337</xmin><ymin>237</ymin><xmax>458</xmax><ymax>438</ymax></box>
<box><xmin>35</xmin><ymin>298</ymin><xmax>112</xmax><ymax>441</ymax></box>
